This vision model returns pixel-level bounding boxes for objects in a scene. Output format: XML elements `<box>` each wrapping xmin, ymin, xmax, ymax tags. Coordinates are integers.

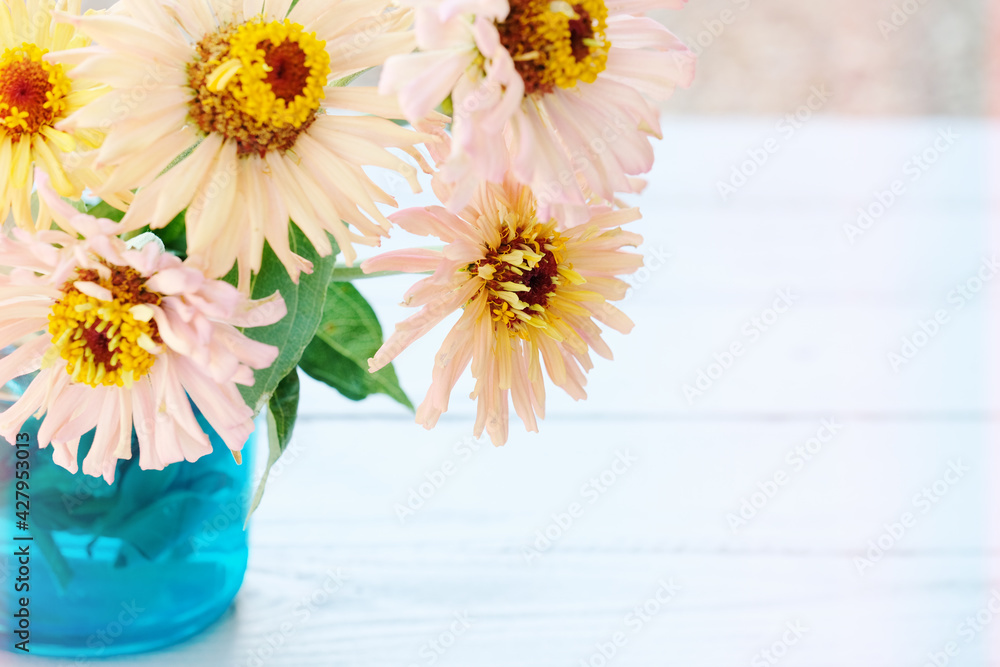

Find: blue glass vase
<box><xmin>0</xmin><ymin>373</ymin><xmax>255</xmax><ymax>657</ymax></box>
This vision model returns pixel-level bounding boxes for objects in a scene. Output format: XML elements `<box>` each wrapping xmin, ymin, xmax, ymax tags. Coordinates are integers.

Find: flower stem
<box><xmin>329</xmin><ymin>265</ymin><xmax>386</xmax><ymax>282</ymax></box>
<box><xmin>328</xmin><ymin>265</ymin><xmax>431</xmax><ymax>282</ymax></box>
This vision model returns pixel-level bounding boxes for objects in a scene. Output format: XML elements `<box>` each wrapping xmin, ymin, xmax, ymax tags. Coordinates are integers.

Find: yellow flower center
<box><xmin>0</xmin><ymin>43</ymin><xmax>72</xmax><ymax>140</ymax></box>
<box><xmin>469</xmin><ymin>193</ymin><xmax>584</xmax><ymax>336</ymax></box>
<box><xmin>188</xmin><ymin>18</ymin><xmax>330</xmax><ymax>157</ymax></box>
<box><xmin>496</xmin><ymin>0</ymin><xmax>610</xmax><ymax>96</ymax></box>
<box><xmin>46</xmin><ymin>266</ymin><xmax>164</xmax><ymax>388</ymax></box>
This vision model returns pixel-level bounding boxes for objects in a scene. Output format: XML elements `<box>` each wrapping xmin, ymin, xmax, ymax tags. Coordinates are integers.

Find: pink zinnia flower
<box><xmin>379</xmin><ymin>0</ymin><xmax>695</xmax><ymax>226</ymax></box>
<box><xmin>0</xmin><ymin>175</ymin><xmax>286</xmax><ymax>482</ymax></box>
<box><xmin>51</xmin><ymin>0</ymin><xmax>433</xmax><ymax>284</ymax></box>
<box><xmin>364</xmin><ymin>175</ymin><xmax>643</xmax><ymax>445</ymax></box>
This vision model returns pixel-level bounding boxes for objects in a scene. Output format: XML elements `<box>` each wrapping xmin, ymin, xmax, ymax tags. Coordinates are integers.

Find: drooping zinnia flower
<box><xmin>0</xmin><ymin>0</ymin><xmax>119</xmax><ymax>228</ymax></box>
<box><xmin>0</xmin><ymin>174</ymin><xmax>286</xmax><ymax>482</ymax></box>
<box><xmin>52</xmin><ymin>0</ymin><xmax>432</xmax><ymax>286</ymax></box>
<box><xmin>364</xmin><ymin>175</ymin><xmax>643</xmax><ymax>445</ymax></box>
<box><xmin>379</xmin><ymin>0</ymin><xmax>695</xmax><ymax>226</ymax></box>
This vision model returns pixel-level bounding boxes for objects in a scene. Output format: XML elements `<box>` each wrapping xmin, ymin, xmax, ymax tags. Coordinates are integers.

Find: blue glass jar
<box><xmin>0</xmin><ymin>373</ymin><xmax>255</xmax><ymax>657</ymax></box>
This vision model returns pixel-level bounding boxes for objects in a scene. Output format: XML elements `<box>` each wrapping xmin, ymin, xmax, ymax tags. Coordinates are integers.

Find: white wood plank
<box><xmin>9</xmin><ymin>418</ymin><xmax>997</xmax><ymax>666</ymax></box>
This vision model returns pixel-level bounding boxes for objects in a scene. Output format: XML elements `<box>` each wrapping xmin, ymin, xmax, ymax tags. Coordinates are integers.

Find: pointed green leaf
<box><xmin>86</xmin><ymin>200</ymin><xmax>126</xmax><ymax>222</ymax></box>
<box><xmin>153</xmin><ymin>211</ymin><xmax>188</xmax><ymax>257</ymax></box>
<box><xmin>248</xmin><ymin>369</ymin><xmax>299</xmax><ymax>517</ymax></box>
<box><xmin>237</xmin><ymin>227</ymin><xmax>337</xmax><ymax>415</ymax></box>
<box><xmin>298</xmin><ymin>282</ymin><xmax>412</xmax><ymax>409</ymax></box>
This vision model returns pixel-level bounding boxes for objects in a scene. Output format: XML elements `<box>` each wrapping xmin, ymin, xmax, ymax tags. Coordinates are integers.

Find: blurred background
<box><xmin>655</xmin><ymin>0</ymin><xmax>992</xmax><ymax>115</ymax></box>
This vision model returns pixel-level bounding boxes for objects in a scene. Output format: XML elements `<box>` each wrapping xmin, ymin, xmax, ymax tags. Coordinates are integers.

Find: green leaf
<box><xmin>86</xmin><ymin>199</ymin><xmax>126</xmax><ymax>222</ymax></box>
<box><xmin>237</xmin><ymin>226</ymin><xmax>337</xmax><ymax>416</ymax></box>
<box><xmin>99</xmin><ymin>491</ymin><xmax>212</xmax><ymax>561</ymax></box>
<box><xmin>89</xmin><ymin>457</ymin><xmax>181</xmax><ymax>538</ymax></box>
<box><xmin>298</xmin><ymin>282</ymin><xmax>412</xmax><ymax>410</ymax></box>
<box><xmin>248</xmin><ymin>369</ymin><xmax>299</xmax><ymax>517</ymax></box>
<box><xmin>154</xmin><ymin>211</ymin><xmax>187</xmax><ymax>257</ymax></box>
<box><xmin>80</xmin><ymin>198</ymin><xmax>186</xmax><ymax>255</ymax></box>
<box><xmin>439</xmin><ymin>95</ymin><xmax>454</xmax><ymax>118</ymax></box>
<box><xmin>33</xmin><ymin>526</ymin><xmax>74</xmax><ymax>591</ymax></box>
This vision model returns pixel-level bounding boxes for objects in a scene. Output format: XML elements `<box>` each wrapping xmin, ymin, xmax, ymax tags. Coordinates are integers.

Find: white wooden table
<box><xmin>10</xmin><ymin>117</ymin><xmax>1000</xmax><ymax>666</ymax></box>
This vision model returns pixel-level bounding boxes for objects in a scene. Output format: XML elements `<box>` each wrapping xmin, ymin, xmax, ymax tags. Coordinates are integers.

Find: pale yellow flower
<box><xmin>56</xmin><ymin>0</ymin><xmax>433</xmax><ymax>287</ymax></box>
<box><xmin>0</xmin><ymin>0</ymin><xmax>115</xmax><ymax>229</ymax></box>
<box><xmin>365</xmin><ymin>175</ymin><xmax>644</xmax><ymax>445</ymax></box>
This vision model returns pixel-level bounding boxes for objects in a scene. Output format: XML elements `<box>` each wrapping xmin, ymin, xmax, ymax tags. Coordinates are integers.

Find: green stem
<box><xmin>329</xmin><ymin>266</ymin><xmax>391</xmax><ymax>282</ymax></box>
<box><xmin>329</xmin><ymin>265</ymin><xmax>431</xmax><ymax>282</ymax></box>
<box><xmin>33</xmin><ymin>526</ymin><xmax>74</xmax><ymax>592</ymax></box>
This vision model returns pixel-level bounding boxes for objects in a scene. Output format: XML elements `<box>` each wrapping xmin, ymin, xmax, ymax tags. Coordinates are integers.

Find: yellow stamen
<box><xmin>47</xmin><ymin>266</ymin><xmax>163</xmax><ymax>388</ymax></box>
<box><xmin>206</xmin><ymin>58</ymin><xmax>243</xmax><ymax>92</ymax></box>
<box><xmin>130</xmin><ymin>304</ymin><xmax>155</xmax><ymax>322</ymax></box>
<box><xmin>496</xmin><ymin>0</ymin><xmax>610</xmax><ymax>95</ymax></box>
<box><xmin>468</xmin><ymin>189</ymin><xmax>575</xmax><ymax>341</ymax></box>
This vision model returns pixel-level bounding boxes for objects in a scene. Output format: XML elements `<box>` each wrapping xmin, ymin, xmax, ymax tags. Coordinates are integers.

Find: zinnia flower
<box><xmin>0</xmin><ymin>174</ymin><xmax>286</xmax><ymax>482</ymax></box>
<box><xmin>0</xmin><ymin>0</ymin><xmax>120</xmax><ymax>229</ymax></box>
<box><xmin>364</xmin><ymin>175</ymin><xmax>643</xmax><ymax>445</ymax></box>
<box><xmin>52</xmin><ymin>0</ymin><xmax>432</xmax><ymax>285</ymax></box>
<box><xmin>379</xmin><ymin>0</ymin><xmax>695</xmax><ymax>226</ymax></box>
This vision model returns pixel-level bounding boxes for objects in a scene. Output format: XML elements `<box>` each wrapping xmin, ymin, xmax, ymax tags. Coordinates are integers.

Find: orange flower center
<box><xmin>187</xmin><ymin>19</ymin><xmax>329</xmax><ymax>158</ymax></box>
<box><xmin>262</xmin><ymin>39</ymin><xmax>311</xmax><ymax>102</ymax></box>
<box><xmin>47</xmin><ymin>266</ymin><xmax>164</xmax><ymax>388</ymax></box>
<box><xmin>482</xmin><ymin>243</ymin><xmax>560</xmax><ymax>311</ymax></box>
<box><xmin>496</xmin><ymin>0</ymin><xmax>610</xmax><ymax>96</ymax></box>
<box><xmin>0</xmin><ymin>43</ymin><xmax>71</xmax><ymax>139</ymax></box>
<box><xmin>468</xmin><ymin>199</ymin><xmax>581</xmax><ymax>335</ymax></box>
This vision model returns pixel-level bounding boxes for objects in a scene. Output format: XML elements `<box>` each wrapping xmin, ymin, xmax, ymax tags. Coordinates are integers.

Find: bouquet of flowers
<box><xmin>0</xmin><ymin>0</ymin><xmax>695</xmax><ymax>510</ymax></box>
